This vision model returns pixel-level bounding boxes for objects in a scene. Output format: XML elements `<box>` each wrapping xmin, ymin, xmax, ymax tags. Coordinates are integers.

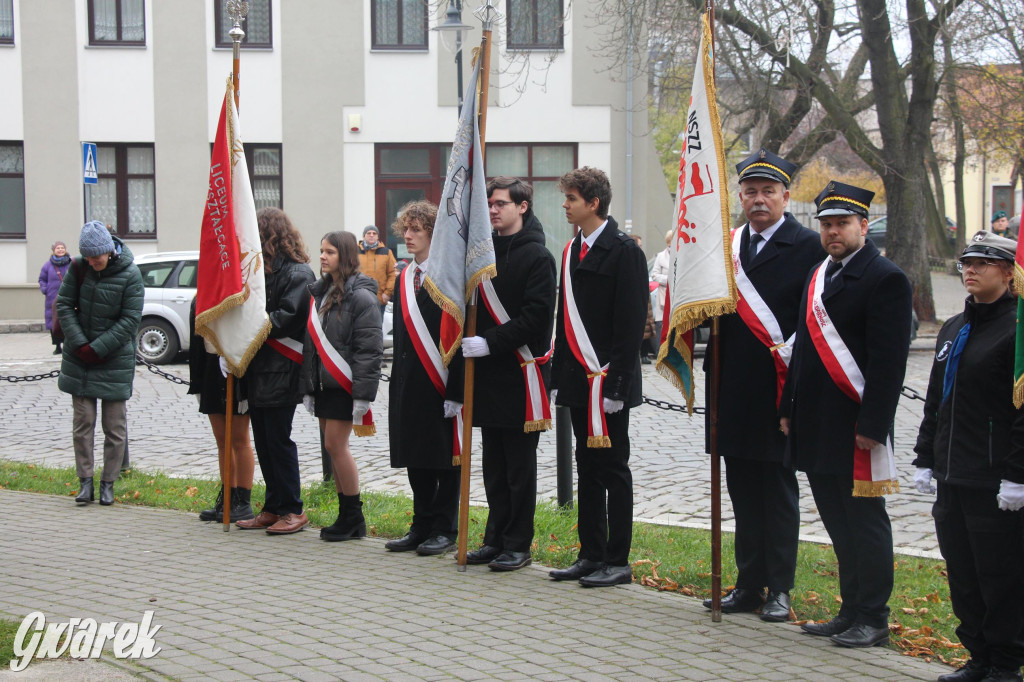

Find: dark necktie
<box><xmin>747</xmin><ymin>233</ymin><xmax>763</xmax><ymax>266</ymax></box>
<box><xmin>413</xmin><ymin>267</ymin><xmax>422</xmax><ymax>293</ymax></box>
<box><xmin>824</xmin><ymin>260</ymin><xmax>842</xmax><ymax>290</ymax></box>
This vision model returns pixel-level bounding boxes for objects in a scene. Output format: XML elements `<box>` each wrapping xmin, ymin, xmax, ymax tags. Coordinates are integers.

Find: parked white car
<box><xmin>134</xmin><ymin>251</ymin><xmax>198</xmax><ymax>364</ymax></box>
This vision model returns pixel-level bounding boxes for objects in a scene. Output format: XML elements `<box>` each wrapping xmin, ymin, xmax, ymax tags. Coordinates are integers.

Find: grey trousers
<box><xmin>72</xmin><ymin>396</ymin><xmax>127</xmax><ymax>481</ymax></box>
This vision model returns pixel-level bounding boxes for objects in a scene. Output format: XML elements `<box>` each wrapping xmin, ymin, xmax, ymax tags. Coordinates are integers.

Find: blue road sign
<box><xmin>83</xmin><ymin>143</ymin><xmax>98</xmax><ymax>185</ymax></box>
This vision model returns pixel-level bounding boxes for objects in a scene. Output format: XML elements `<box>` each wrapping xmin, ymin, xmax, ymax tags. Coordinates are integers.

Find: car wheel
<box><xmin>136</xmin><ymin>318</ymin><xmax>180</xmax><ymax>365</ymax></box>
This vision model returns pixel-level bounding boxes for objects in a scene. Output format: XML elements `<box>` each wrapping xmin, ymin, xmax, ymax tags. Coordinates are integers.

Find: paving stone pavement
<box><xmin>0</xmin><ymin>488</ymin><xmax>949</xmax><ymax>681</ymax></box>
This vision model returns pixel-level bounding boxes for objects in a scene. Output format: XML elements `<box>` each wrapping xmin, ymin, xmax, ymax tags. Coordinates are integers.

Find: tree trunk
<box><xmin>942</xmin><ymin>37</ymin><xmax>968</xmax><ymax>255</ymax></box>
<box><xmin>885</xmin><ymin>171</ymin><xmax>936</xmax><ymax>322</ymax></box>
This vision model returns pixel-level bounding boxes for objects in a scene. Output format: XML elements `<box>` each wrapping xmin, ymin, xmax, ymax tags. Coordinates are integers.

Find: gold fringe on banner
<box><xmin>524</xmin><ymin>419</ymin><xmax>551</xmax><ymax>433</ymax></box>
<box><xmin>1014</xmin><ymin>378</ymin><xmax>1024</xmax><ymax>409</ymax></box>
<box><xmin>452</xmin><ymin>455</ymin><xmax>462</xmax><ymax>467</ymax></box>
<box><xmin>852</xmin><ymin>479</ymin><xmax>900</xmax><ymax>498</ymax></box>
<box><xmin>1013</xmin><ymin>263</ymin><xmax>1024</xmax><ymax>296</ymax></box>
<box><xmin>353</xmin><ymin>424</ymin><xmax>376</xmax><ymax>437</ymax></box>
<box><xmin>587</xmin><ymin>435</ymin><xmax>612</xmax><ymax>448</ymax></box>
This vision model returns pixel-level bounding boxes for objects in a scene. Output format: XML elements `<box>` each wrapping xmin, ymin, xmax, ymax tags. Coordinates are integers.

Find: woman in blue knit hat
<box><xmin>56</xmin><ymin>221</ymin><xmax>144</xmax><ymax>506</ymax></box>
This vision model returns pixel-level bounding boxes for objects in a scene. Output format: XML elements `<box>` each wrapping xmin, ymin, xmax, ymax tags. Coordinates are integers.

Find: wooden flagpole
<box><xmin>221</xmin><ymin>0</ymin><xmax>248</xmax><ymax>532</ymax></box>
<box><xmin>456</xmin><ymin>3</ymin><xmax>495</xmax><ymax>571</ymax></box>
<box><xmin>706</xmin><ymin>0</ymin><xmax>722</xmax><ymax>622</ymax></box>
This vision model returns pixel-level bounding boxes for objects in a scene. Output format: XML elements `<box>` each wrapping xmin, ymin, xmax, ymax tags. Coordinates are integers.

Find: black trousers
<box><xmin>570</xmin><ymin>407</ymin><xmax>633</xmax><ymax>566</ymax></box>
<box><xmin>724</xmin><ymin>457</ymin><xmax>799</xmax><ymax>592</ymax></box>
<box><xmin>934</xmin><ymin>482</ymin><xmax>1024</xmax><ymax>669</ymax></box>
<box><xmin>407</xmin><ymin>467</ymin><xmax>460</xmax><ymax>540</ymax></box>
<box><xmin>807</xmin><ymin>472</ymin><xmax>892</xmax><ymax>628</ymax></box>
<box><xmin>249</xmin><ymin>404</ymin><xmax>303</xmax><ymax>516</ymax></box>
<box><xmin>481</xmin><ymin>426</ymin><xmax>539</xmax><ymax>553</ymax></box>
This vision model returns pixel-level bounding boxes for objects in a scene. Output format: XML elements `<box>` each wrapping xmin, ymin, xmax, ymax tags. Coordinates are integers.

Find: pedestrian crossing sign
<box><xmin>82</xmin><ymin>142</ymin><xmax>98</xmax><ymax>185</ymax></box>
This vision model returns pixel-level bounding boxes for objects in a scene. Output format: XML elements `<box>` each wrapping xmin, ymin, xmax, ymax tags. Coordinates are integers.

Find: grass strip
<box><xmin>0</xmin><ymin>459</ymin><xmax>962</xmax><ymax>667</ymax></box>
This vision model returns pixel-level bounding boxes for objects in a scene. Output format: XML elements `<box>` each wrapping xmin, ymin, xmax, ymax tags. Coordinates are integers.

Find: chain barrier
<box><xmin>900</xmin><ymin>385</ymin><xmax>925</xmax><ymax>402</ymax></box>
<box><xmin>135</xmin><ymin>355</ymin><xmax>191</xmax><ymax>386</ymax></box>
<box><xmin>0</xmin><ymin>369</ymin><xmax>60</xmax><ymax>383</ymax></box>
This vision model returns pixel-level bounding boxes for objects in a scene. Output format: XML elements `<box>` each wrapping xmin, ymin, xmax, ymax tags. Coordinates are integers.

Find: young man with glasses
<box><xmin>461</xmin><ymin>177</ymin><xmax>557</xmax><ymax>571</ymax></box>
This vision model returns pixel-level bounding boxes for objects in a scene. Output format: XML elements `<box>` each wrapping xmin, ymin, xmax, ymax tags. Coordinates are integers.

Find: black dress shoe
<box><xmin>801</xmin><ymin>615</ymin><xmax>854</xmax><ymax>637</ymax></box>
<box><xmin>979</xmin><ymin>668</ymin><xmax>1023</xmax><ymax>682</ymax></box>
<box><xmin>75</xmin><ymin>477</ymin><xmax>94</xmax><ymax>505</ymax></box>
<box><xmin>488</xmin><ymin>551</ymin><xmax>531</xmax><ymax>572</ymax></box>
<box><xmin>760</xmin><ymin>591</ymin><xmax>791</xmax><ymax>622</ymax></box>
<box><xmin>385</xmin><ymin>532</ymin><xmax>425</xmax><ymax>552</ymax></box>
<box><xmin>465</xmin><ymin>545</ymin><xmax>501</xmax><ymax>565</ymax></box>
<box><xmin>830</xmin><ymin>622</ymin><xmax>889</xmax><ymax>648</ymax></box>
<box><xmin>703</xmin><ymin>588</ymin><xmax>765</xmax><ymax>613</ymax></box>
<box><xmin>416</xmin><ymin>535</ymin><xmax>456</xmax><ymax>556</ymax></box>
<box><xmin>579</xmin><ymin>564</ymin><xmax>633</xmax><ymax>587</ymax></box>
<box><xmin>549</xmin><ymin>558</ymin><xmax>603</xmax><ymax>581</ymax></box>
<box><xmin>938</xmin><ymin>660</ymin><xmax>991</xmax><ymax>682</ymax></box>
<box><xmin>99</xmin><ymin>480</ymin><xmax>115</xmax><ymax>506</ymax></box>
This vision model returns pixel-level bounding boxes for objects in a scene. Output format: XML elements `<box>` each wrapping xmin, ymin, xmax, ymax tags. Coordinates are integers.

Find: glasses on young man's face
<box><xmin>956</xmin><ymin>258</ymin><xmax>1000</xmax><ymax>273</ymax></box>
<box><xmin>488</xmin><ymin>200</ymin><xmax>515</xmax><ymax>209</ymax></box>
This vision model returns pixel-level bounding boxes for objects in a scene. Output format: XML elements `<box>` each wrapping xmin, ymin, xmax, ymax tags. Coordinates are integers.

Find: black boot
<box><xmin>75</xmin><ymin>477</ymin><xmax>94</xmax><ymax>505</ymax></box>
<box><xmin>320</xmin><ymin>493</ymin><xmax>366</xmax><ymax>541</ymax></box>
<box><xmin>99</xmin><ymin>480</ymin><xmax>114</xmax><ymax>506</ymax></box>
<box><xmin>230</xmin><ymin>487</ymin><xmax>255</xmax><ymax>521</ymax></box>
<box><xmin>53</xmin><ymin>343</ymin><xmax>62</xmax><ymax>355</ymax></box>
<box><xmin>199</xmin><ymin>486</ymin><xmax>224</xmax><ymax>521</ymax></box>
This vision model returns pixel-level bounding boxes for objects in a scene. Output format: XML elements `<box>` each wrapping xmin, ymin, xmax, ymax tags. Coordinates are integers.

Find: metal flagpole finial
<box><xmin>473</xmin><ymin>0</ymin><xmax>501</xmax><ymax>31</ymax></box>
<box><xmin>227</xmin><ymin>0</ymin><xmax>248</xmax><ymax>43</ymax></box>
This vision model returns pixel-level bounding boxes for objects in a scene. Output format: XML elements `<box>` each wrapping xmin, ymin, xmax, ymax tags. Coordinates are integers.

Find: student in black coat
<box><xmin>701</xmin><ymin>149</ymin><xmax>826</xmax><ymax>622</ymax></box>
<box><xmin>780</xmin><ymin>181</ymin><xmax>912</xmax><ymax>649</ymax></box>
<box><xmin>913</xmin><ymin>232</ymin><xmax>1024</xmax><ymax>682</ymax></box>
<box><xmin>548</xmin><ymin>167</ymin><xmax>649</xmax><ymax>588</ymax></box>
<box><xmin>387</xmin><ymin>200</ymin><xmax>466</xmax><ymax>556</ymax></box>
<box><xmin>461</xmin><ymin>177</ymin><xmax>557</xmax><ymax>572</ymax></box>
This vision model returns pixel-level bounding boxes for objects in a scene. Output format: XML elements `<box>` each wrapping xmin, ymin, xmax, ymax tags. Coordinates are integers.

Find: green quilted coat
<box><xmin>56</xmin><ymin>239</ymin><xmax>144</xmax><ymax>401</ymax></box>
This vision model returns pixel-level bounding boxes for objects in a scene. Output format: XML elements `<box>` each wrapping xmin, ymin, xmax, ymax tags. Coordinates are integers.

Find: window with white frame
<box><xmin>215</xmin><ymin>0</ymin><xmax>272</xmax><ymax>48</ymax></box>
<box><xmin>85</xmin><ymin>144</ymin><xmax>156</xmax><ymax>237</ymax></box>
<box><xmin>506</xmin><ymin>0</ymin><xmax>563</xmax><ymax>50</ymax></box>
<box><xmin>372</xmin><ymin>0</ymin><xmax>428</xmax><ymax>49</ymax></box>
<box><xmin>88</xmin><ymin>0</ymin><xmax>145</xmax><ymax>46</ymax></box>
<box><xmin>0</xmin><ymin>142</ymin><xmax>25</xmax><ymax>237</ymax></box>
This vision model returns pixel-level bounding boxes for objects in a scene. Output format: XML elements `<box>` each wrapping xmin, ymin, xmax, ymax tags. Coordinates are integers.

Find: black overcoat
<box><xmin>705</xmin><ymin>215</ymin><xmax>826</xmax><ymax>460</ymax></box>
<box><xmin>550</xmin><ymin>216</ymin><xmax>649</xmax><ymax>409</ymax></box>
<box><xmin>472</xmin><ymin>213</ymin><xmax>557</xmax><ymax>428</ymax></box>
<box><xmin>780</xmin><ymin>240</ymin><xmax>913</xmax><ymax>476</ymax></box>
<box><xmin>389</xmin><ymin>265</ymin><xmax>465</xmax><ymax>469</ymax></box>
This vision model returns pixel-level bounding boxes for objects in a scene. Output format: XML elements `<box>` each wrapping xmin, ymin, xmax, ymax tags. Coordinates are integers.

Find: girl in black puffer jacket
<box><xmin>302</xmin><ymin>230</ymin><xmax>383</xmax><ymax>541</ymax></box>
<box><xmin>913</xmin><ymin>231</ymin><xmax>1024</xmax><ymax>681</ymax></box>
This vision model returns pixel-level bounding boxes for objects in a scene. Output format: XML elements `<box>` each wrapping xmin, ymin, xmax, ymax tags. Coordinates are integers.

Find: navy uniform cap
<box><xmin>814</xmin><ymin>180</ymin><xmax>875</xmax><ymax>219</ymax></box>
<box><xmin>736</xmin><ymin>148</ymin><xmax>797</xmax><ymax>187</ymax></box>
<box><xmin>963</xmin><ymin>230</ymin><xmax>1016</xmax><ymax>261</ymax></box>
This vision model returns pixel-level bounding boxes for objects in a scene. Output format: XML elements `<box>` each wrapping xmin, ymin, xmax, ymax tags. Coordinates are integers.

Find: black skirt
<box><xmin>314</xmin><ymin>387</ymin><xmax>353</xmax><ymax>421</ymax></box>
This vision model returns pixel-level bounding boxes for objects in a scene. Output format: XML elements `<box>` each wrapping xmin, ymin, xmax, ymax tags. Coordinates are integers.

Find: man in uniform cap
<box><xmin>701</xmin><ymin>148</ymin><xmax>825</xmax><ymax>621</ymax></box>
<box><xmin>991</xmin><ymin>211</ymin><xmax>1012</xmax><ymax>239</ymax></box>
<box><xmin>781</xmin><ymin>180</ymin><xmax>913</xmax><ymax>648</ymax></box>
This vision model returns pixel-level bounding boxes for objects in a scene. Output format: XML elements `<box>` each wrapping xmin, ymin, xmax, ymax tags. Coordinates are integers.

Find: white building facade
<box><xmin>0</xmin><ymin>0</ymin><xmax>672</xmax><ymax>318</ymax></box>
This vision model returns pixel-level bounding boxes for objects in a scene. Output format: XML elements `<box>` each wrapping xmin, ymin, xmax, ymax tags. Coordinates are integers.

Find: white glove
<box><xmin>443</xmin><ymin>400</ymin><xmax>463</xmax><ymax>419</ymax></box>
<box><xmin>997</xmin><ymin>480</ymin><xmax>1024</xmax><ymax>511</ymax></box>
<box><xmin>549</xmin><ymin>389</ymin><xmax>558</xmax><ymax>406</ymax></box>
<box><xmin>913</xmin><ymin>468</ymin><xmax>935</xmax><ymax>494</ymax></box>
<box><xmin>353</xmin><ymin>399</ymin><xmax>371</xmax><ymax>423</ymax></box>
<box><xmin>219</xmin><ymin>356</ymin><xmax>229</xmax><ymax>378</ymax></box>
<box><xmin>461</xmin><ymin>336</ymin><xmax>490</xmax><ymax>358</ymax></box>
<box><xmin>603</xmin><ymin>398</ymin><xmax>625</xmax><ymax>414</ymax></box>
<box><xmin>302</xmin><ymin>395</ymin><xmax>315</xmax><ymax>416</ymax></box>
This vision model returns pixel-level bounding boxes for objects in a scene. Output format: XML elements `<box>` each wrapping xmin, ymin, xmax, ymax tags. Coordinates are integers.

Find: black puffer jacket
<box><xmin>472</xmin><ymin>213</ymin><xmax>557</xmax><ymax>428</ymax></box>
<box><xmin>913</xmin><ymin>292</ymin><xmax>1024</xmax><ymax>488</ymax></box>
<box><xmin>247</xmin><ymin>256</ymin><xmax>316</xmax><ymax>407</ymax></box>
<box><xmin>301</xmin><ymin>274</ymin><xmax>383</xmax><ymax>401</ymax></box>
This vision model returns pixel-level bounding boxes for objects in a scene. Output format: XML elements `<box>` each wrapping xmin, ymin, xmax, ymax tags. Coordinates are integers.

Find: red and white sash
<box><xmin>267</xmin><ymin>337</ymin><xmax>303</xmax><ymax>364</ymax></box>
<box><xmin>560</xmin><ymin>239</ymin><xmax>612</xmax><ymax>448</ymax></box>
<box><xmin>307</xmin><ymin>295</ymin><xmax>375</xmax><ymax>437</ymax></box>
<box><xmin>805</xmin><ymin>260</ymin><xmax>899</xmax><ymax>497</ymax></box>
<box><xmin>479</xmin><ymin>279</ymin><xmax>552</xmax><ymax>433</ymax></box>
<box><xmin>399</xmin><ymin>265</ymin><xmax>464</xmax><ymax>463</ymax></box>
<box><xmin>730</xmin><ymin>227</ymin><xmax>793</xmax><ymax>406</ymax></box>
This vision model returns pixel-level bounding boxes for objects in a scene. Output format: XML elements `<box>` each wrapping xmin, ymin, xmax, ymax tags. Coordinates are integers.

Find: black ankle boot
<box><xmin>75</xmin><ymin>477</ymin><xmax>94</xmax><ymax>505</ymax></box>
<box><xmin>99</xmin><ymin>480</ymin><xmax>114</xmax><ymax>506</ymax></box>
<box><xmin>199</xmin><ymin>486</ymin><xmax>224</xmax><ymax>521</ymax></box>
<box><xmin>320</xmin><ymin>493</ymin><xmax>366</xmax><ymax>541</ymax></box>
<box><xmin>230</xmin><ymin>487</ymin><xmax>254</xmax><ymax>521</ymax></box>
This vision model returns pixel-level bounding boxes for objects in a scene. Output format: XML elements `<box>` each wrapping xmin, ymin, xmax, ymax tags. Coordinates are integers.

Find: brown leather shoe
<box><xmin>236</xmin><ymin>511</ymin><xmax>279</xmax><ymax>530</ymax></box>
<box><xmin>265</xmin><ymin>512</ymin><xmax>309</xmax><ymax>535</ymax></box>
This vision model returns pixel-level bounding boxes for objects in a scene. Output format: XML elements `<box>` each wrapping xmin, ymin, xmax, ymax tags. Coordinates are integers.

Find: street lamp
<box><xmin>432</xmin><ymin>0</ymin><xmax>474</xmax><ymax>113</ymax></box>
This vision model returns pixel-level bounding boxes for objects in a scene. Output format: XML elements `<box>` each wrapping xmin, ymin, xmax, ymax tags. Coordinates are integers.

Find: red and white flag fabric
<box><xmin>424</xmin><ymin>55</ymin><xmax>496</xmax><ymax>367</ymax></box>
<box><xmin>656</xmin><ymin>13</ymin><xmax>737</xmax><ymax>411</ymax></box>
<box><xmin>194</xmin><ymin>78</ymin><xmax>269</xmax><ymax>376</ymax></box>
